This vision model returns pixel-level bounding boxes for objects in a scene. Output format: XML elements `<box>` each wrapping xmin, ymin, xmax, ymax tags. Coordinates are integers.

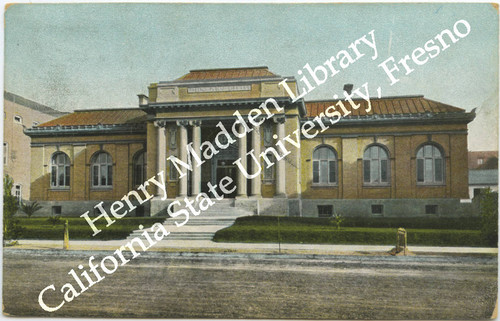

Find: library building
<box><xmin>25</xmin><ymin>66</ymin><xmax>476</xmax><ymax>218</ymax></box>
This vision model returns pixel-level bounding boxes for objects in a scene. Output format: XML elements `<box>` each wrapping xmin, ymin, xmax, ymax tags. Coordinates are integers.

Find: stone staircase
<box><xmin>125</xmin><ymin>199</ymin><xmax>252</xmax><ymax>242</ymax></box>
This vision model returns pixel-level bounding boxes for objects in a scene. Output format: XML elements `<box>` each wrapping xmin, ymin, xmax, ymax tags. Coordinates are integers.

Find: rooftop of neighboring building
<box><xmin>469</xmin><ymin>169</ymin><xmax>498</xmax><ymax>185</ymax></box>
<box><xmin>4</xmin><ymin>91</ymin><xmax>67</xmax><ymax>117</ymax></box>
<box><xmin>468</xmin><ymin>151</ymin><xmax>499</xmax><ymax>169</ymax></box>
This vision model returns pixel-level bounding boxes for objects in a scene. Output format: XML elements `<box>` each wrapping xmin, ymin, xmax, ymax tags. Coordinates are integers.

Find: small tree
<box><xmin>3</xmin><ymin>175</ymin><xmax>24</xmax><ymax>240</ymax></box>
<box><xmin>480</xmin><ymin>189</ymin><xmax>498</xmax><ymax>247</ymax></box>
<box><xmin>20</xmin><ymin>201</ymin><xmax>42</xmax><ymax>218</ymax></box>
<box><xmin>332</xmin><ymin>213</ymin><xmax>344</xmax><ymax>230</ymax></box>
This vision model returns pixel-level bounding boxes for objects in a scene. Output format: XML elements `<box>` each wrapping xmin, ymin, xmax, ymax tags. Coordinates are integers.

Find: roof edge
<box><xmin>188</xmin><ymin>66</ymin><xmax>269</xmax><ymax>72</ymax></box>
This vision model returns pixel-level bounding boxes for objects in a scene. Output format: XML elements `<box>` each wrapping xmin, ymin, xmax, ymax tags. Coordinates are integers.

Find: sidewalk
<box><xmin>6</xmin><ymin>239</ymin><xmax>498</xmax><ymax>256</ymax></box>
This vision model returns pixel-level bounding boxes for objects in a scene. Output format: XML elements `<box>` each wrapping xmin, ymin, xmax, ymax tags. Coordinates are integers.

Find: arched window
<box><xmin>91</xmin><ymin>152</ymin><xmax>113</xmax><ymax>187</ymax></box>
<box><xmin>312</xmin><ymin>146</ymin><xmax>337</xmax><ymax>185</ymax></box>
<box><xmin>263</xmin><ymin>152</ymin><xmax>275</xmax><ymax>182</ymax></box>
<box><xmin>51</xmin><ymin>152</ymin><xmax>70</xmax><ymax>188</ymax></box>
<box><xmin>417</xmin><ymin>144</ymin><xmax>444</xmax><ymax>184</ymax></box>
<box><xmin>133</xmin><ymin>151</ymin><xmax>147</xmax><ymax>186</ymax></box>
<box><xmin>363</xmin><ymin>145</ymin><xmax>389</xmax><ymax>185</ymax></box>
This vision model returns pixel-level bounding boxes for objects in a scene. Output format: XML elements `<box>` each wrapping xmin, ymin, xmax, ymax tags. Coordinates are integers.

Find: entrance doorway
<box><xmin>214</xmin><ymin>159</ymin><xmax>237</xmax><ymax>198</ymax></box>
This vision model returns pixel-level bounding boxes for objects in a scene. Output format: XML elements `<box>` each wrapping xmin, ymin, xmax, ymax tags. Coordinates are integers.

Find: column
<box><xmin>154</xmin><ymin>121</ymin><xmax>166</xmax><ymax>197</ymax></box>
<box><xmin>191</xmin><ymin>120</ymin><xmax>202</xmax><ymax>195</ymax></box>
<box><xmin>250</xmin><ymin>124</ymin><xmax>261</xmax><ymax>197</ymax></box>
<box><xmin>237</xmin><ymin>123</ymin><xmax>247</xmax><ymax>198</ymax></box>
<box><xmin>275</xmin><ymin>117</ymin><xmax>286</xmax><ymax>197</ymax></box>
<box><xmin>177</xmin><ymin>120</ymin><xmax>188</xmax><ymax>197</ymax></box>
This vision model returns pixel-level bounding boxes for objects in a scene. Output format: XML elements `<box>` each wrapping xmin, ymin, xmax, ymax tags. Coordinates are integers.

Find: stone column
<box><xmin>190</xmin><ymin>120</ymin><xmax>202</xmax><ymax>195</ymax></box>
<box><xmin>250</xmin><ymin>125</ymin><xmax>261</xmax><ymax>197</ymax></box>
<box><xmin>177</xmin><ymin>120</ymin><xmax>188</xmax><ymax>197</ymax></box>
<box><xmin>154</xmin><ymin>120</ymin><xmax>166</xmax><ymax>196</ymax></box>
<box><xmin>275</xmin><ymin>116</ymin><xmax>286</xmax><ymax>197</ymax></box>
<box><xmin>236</xmin><ymin>123</ymin><xmax>247</xmax><ymax>198</ymax></box>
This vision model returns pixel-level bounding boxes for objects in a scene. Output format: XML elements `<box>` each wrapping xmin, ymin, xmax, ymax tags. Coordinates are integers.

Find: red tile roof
<box><xmin>38</xmin><ymin>108</ymin><xmax>147</xmax><ymax>127</ymax></box>
<box><xmin>305</xmin><ymin>96</ymin><xmax>465</xmax><ymax>117</ymax></box>
<box><xmin>176</xmin><ymin>66</ymin><xmax>277</xmax><ymax>81</ymax></box>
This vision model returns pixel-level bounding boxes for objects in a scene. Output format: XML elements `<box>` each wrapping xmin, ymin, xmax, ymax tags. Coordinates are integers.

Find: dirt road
<box><xmin>3</xmin><ymin>249</ymin><xmax>497</xmax><ymax>319</ymax></box>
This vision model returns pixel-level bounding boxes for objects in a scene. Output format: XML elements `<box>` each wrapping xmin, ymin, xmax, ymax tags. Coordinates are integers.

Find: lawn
<box><xmin>15</xmin><ymin>217</ymin><xmax>166</xmax><ymax>240</ymax></box>
<box><xmin>213</xmin><ymin>216</ymin><xmax>490</xmax><ymax>247</ymax></box>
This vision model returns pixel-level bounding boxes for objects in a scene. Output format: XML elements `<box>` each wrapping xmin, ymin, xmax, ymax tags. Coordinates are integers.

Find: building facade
<box><xmin>4</xmin><ymin>91</ymin><xmax>66</xmax><ymax>202</ymax></box>
<box><xmin>25</xmin><ymin>67</ymin><xmax>476</xmax><ymax>217</ymax></box>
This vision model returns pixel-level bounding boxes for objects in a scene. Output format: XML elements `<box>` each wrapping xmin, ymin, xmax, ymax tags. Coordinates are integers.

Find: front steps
<box><xmin>126</xmin><ymin>199</ymin><xmax>252</xmax><ymax>242</ymax></box>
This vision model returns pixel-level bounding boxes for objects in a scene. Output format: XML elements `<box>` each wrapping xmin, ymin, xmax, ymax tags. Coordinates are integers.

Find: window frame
<box><xmin>416</xmin><ymin>143</ymin><xmax>445</xmax><ymax>186</ymax></box>
<box><xmin>363</xmin><ymin>144</ymin><xmax>390</xmax><ymax>187</ymax></box>
<box><xmin>133</xmin><ymin>150</ymin><xmax>147</xmax><ymax>187</ymax></box>
<box><xmin>312</xmin><ymin>145</ymin><xmax>338</xmax><ymax>186</ymax></box>
<box><xmin>262</xmin><ymin>152</ymin><xmax>275</xmax><ymax>184</ymax></box>
<box><xmin>50</xmin><ymin>152</ymin><xmax>71</xmax><ymax>189</ymax></box>
<box><xmin>13</xmin><ymin>115</ymin><xmax>22</xmax><ymax>124</ymax></box>
<box><xmin>91</xmin><ymin>151</ymin><xmax>113</xmax><ymax>189</ymax></box>
<box><xmin>13</xmin><ymin>184</ymin><xmax>22</xmax><ymax>204</ymax></box>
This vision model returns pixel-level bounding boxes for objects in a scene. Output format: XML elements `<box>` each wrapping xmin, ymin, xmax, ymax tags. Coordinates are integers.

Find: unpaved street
<box><xmin>3</xmin><ymin>249</ymin><xmax>497</xmax><ymax>319</ymax></box>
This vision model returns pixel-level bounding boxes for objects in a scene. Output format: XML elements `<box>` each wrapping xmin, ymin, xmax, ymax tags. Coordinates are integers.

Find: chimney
<box><xmin>343</xmin><ymin>84</ymin><xmax>354</xmax><ymax>96</ymax></box>
<box><xmin>138</xmin><ymin>94</ymin><xmax>148</xmax><ymax>106</ymax></box>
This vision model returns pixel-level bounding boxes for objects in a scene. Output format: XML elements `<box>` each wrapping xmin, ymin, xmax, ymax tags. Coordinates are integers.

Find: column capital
<box><xmin>273</xmin><ymin>115</ymin><xmax>286</xmax><ymax>124</ymax></box>
<box><xmin>153</xmin><ymin>120</ymin><xmax>167</xmax><ymax>128</ymax></box>
<box><xmin>176</xmin><ymin>120</ymin><xmax>189</xmax><ymax>127</ymax></box>
<box><xmin>189</xmin><ymin>120</ymin><xmax>202</xmax><ymax>127</ymax></box>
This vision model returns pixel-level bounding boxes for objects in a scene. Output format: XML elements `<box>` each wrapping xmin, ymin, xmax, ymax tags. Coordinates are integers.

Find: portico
<box><xmin>152</xmin><ymin>114</ymin><xmax>289</xmax><ymax>200</ymax></box>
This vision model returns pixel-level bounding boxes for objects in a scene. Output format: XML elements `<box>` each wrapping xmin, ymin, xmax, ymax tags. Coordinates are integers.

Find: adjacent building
<box><xmin>3</xmin><ymin>91</ymin><xmax>66</xmax><ymax>202</ymax></box>
<box><xmin>25</xmin><ymin>66</ymin><xmax>476</xmax><ymax>217</ymax></box>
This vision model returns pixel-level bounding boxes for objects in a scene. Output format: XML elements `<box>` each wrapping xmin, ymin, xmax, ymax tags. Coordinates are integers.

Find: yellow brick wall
<box><xmin>300</xmin><ymin>123</ymin><xmax>469</xmax><ymax>200</ymax></box>
<box><xmin>30</xmin><ymin>133</ymin><xmax>146</xmax><ymax>202</ymax></box>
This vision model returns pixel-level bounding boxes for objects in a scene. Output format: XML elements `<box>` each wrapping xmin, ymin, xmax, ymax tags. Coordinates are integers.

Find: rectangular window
<box><xmin>13</xmin><ymin>115</ymin><xmax>22</xmax><ymax>124</ymax></box>
<box><xmin>328</xmin><ymin>161</ymin><xmax>336</xmax><ymax>183</ymax></box>
<box><xmin>58</xmin><ymin>166</ymin><xmax>65</xmax><ymax>186</ymax></box>
<box><xmin>93</xmin><ymin>165</ymin><xmax>99</xmax><ymax>186</ymax></box>
<box><xmin>381</xmin><ymin>159</ymin><xmax>388</xmax><ymax>182</ymax></box>
<box><xmin>107</xmin><ymin>166</ymin><xmax>113</xmax><ymax>185</ymax></box>
<box><xmin>65</xmin><ymin>166</ymin><xmax>70</xmax><ymax>186</ymax></box>
<box><xmin>434</xmin><ymin>158</ymin><xmax>443</xmax><ymax>182</ymax></box>
<box><xmin>317</xmin><ymin>205</ymin><xmax>333</xmax><ymax>218</ymax></box>
<box><xmin>312</xmin><ymin>161</ymin><xmax>319</xmax><ymax>183</ymax></box>
<box><xmin>371</xmin><ymin>160</ymin><xmax>380</xmax><ymax>182</ymax></box>
<box><xmin>424</xmin><ymin>158</ymin><xmax>432</xmax><ymax>182</ymax></box>
<box><xmin>371</xmin><ymin>204</ymin><xmax>383</xmax><ymax>215</ymax></box>
<box><xmin>417</xmin><ymin>159</ymin><xmax>424</xmax><ymax>182</ymax></box>
<box><xmin>52</xmin><ymin>206</ymin><xmax>62</xmax><ymax>215</ymax></box>
<box><xmin>100</xmin><ymin>165</ymin><xmax>107</xmax><ymax>185</ymax></box>
<box><xmin>51</xmin><ymin>166</ymin><xmax>57</xmax><ymax>186</ymax></box>
<box><xmin>425</xmin><ymin>205</ymin><xmax>438</xmax><ymax>215</ymax></box>
<box><xmin>363</xmin><ymin>160</ymin><xmax>370</xmax><ymax>182</ymax></box>
<box><xmin>320</xmin><ymin>160</ymin><xmax>328</xmax><ymax>184</ymax></box>
<box><xmin>169</xmin><ymin>160</ymin><xmax>178</xmax><ymax>180</ymax></box>
<box><xmin>14</xmin><ymin>185</ymin><xmax>21</xmax><ymax>203</ymax></box>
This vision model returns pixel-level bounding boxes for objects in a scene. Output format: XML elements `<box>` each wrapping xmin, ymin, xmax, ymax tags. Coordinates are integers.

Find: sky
<box><xmin>3</xmin><ymin>2</ymin><xmax>499</xmax><ymax>151</ymax></box>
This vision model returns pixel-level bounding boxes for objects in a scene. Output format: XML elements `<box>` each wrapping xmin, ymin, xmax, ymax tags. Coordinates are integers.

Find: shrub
<box><xmin>20</xmin><ymin>201</ymin><xmax>42</xmax><ymax>218</ymax></box>
<box><xmin>47</xmin><ymin>215</ymin><xmax>62</xmax><ymax>226</ymax></box>
<box><xmin>3</xmin><ymin>175</ymin><xmax>25</xmax><ymax>240</ymax></box>
<box><xmin>331</xmin><ymin>214</ymin><xmax>344</xmax><ymax>230</ymax></box>
<box><xmin>479</xmin><ymin>189</ymin><xmax>498</xmax><ymax>247</ymax></box>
